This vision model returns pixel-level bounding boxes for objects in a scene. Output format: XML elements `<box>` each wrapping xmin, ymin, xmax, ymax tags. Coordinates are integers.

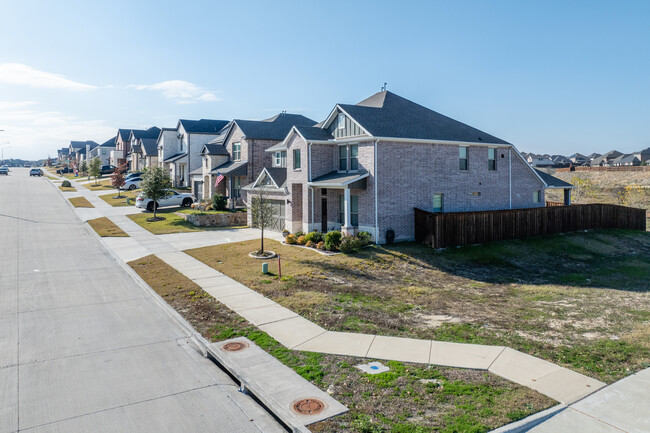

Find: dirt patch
<box><xmin>128</xmin><ymin>254</ymin><xmax>555</xmax><ymax>432</ymax></box>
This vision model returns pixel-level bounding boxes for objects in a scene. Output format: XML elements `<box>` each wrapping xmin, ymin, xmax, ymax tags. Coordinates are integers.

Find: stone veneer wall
<box><xmin>175</xmin><ymin>211</ymin><xmax>247</xmax><ymax>227</ymax></box>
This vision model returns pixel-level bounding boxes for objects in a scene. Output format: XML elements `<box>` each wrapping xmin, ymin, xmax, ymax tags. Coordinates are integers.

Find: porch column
<box><xmin>564</xmin><ymin>188</ymin><xmax>571</xmax><ymax>205</ymax></box>
<box><xmin>341</xmin><ymin>187</ymin><xmax>354</xmax><ymax>236</ymax></box>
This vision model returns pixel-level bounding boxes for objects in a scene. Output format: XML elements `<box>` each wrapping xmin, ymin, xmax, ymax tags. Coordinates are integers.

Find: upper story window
<box><xmin>339</xmin><ymin>146</ymin><xmax>347</xmax><ymax>171</ymax></box>
<box><xmin>233</xmin><ymin>142</ymin><xmax>241</xmax><ymax>161</ymax></box>
<box><xmin>273</xmin><ymin>151</ymin><xmax>286</xmax><ymax>168</ymax></box>
<box><xmin>349</xmin><ymin>144</ymin><xmax>359</xmax><ymax>171</ymax></box>
<box><xmin>293</xmin><ymin>149</ymin><xmax>301</xmax><ymax>170</ymax></box>
<box><xmin>488</xmin><ymin>148</ymin><xmax>496</xmax><ymax>170</ymax></box>
<box><xmin>459</xmin><ymin>146</ymin><xmax>468</xmax><ymax>170</ymax></box>
<box><xmin>337</xmin><ymin>113</ymin><xmax>345</xmax><ymax>129</ymax></box>
<box><xmin>101</xmin><ymin>149</ymin><xmax>106</xmax><ymax>155</ymax></box>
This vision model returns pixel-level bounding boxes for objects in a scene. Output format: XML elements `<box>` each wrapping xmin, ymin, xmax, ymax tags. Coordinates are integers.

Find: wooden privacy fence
<box><xmin>556</xmin><ymin>166</ymin><xmax>650</xmax><ymax>173</ymax></box>
<box><xmin>414</xmin><ymin>204</ymin><xmax>647</xmax><ymax>249</ymax></box>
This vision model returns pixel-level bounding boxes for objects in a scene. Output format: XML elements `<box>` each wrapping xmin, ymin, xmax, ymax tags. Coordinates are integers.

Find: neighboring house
<box><xmin>111</xmin><ymin>129</ymin><xmax>133</xmax><ymax>168</ymax></box>
<box><xmin>243</xmin><ymin>91</ymin><xmax>571</xmax><ymax>243</ymax></box>
<box><xmin>611</xmin><ymin>154</ymin><xmax>640</xmax><ymax>167</ymax></box>
<box><xmin>590</xmin><ymin>150</ymin><xmax>623</xmax><ymax>166</ymax></box>
<box><xmin>568</xmin><ymin>153</ymin><xmax>589</xmax><ymax>165</ymax></box>
<box><xmin>140</xmin><ymin>138</ymin><xmax>159</xmax><ymax>169</ymax></box>
<box><xmin>57</xmin><ymin>148</ymin><xmax>69</xmax><ymax>163</ymax></box>
<box><xmin>127</xmin><ymin>127</ymin><xmax>160</xmax><ymax>171</ymax></box>
<box><xmin>551</xmin><ymin>154</ymin><xmax>571</xmax><ymax>166</ymax></box>
<box><xmin>159</xmin><ymin>119</ymin><xmax>229</xmax><ymax>188</ymax></box>
<box><xmin>195</xmin><ymin>113</ymin><xmax>316</xmax><ymax>206</ymax></box>
<box><xmin>588</xmin><ymin>152</ymin><xmax>601</xmax><ymax>160</ymax></box>
<box><xmin>87</xmin><ymin>137</ymin><xmax>116</xmax><ymax>166</ymax></box>
<box><xmin>633</xmin><ymin>147</ymin><xmax>650</xmax><ymax>165</ymax></box>
<box><xmin>526</xmin><ymin>154</ymin><xmax>556</xmax><ymax>167</ymax></box>
<box><xmin>68</xmin><ymin>141</ymin><xmax>97</xmax><ymax>167</ymax></box>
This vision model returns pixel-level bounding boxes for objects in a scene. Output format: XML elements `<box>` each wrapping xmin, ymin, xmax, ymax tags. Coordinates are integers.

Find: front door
<box><xmin>321</xmin><ymin>198</ymin><xmax>327</xmax><ymax>232</ymax></box>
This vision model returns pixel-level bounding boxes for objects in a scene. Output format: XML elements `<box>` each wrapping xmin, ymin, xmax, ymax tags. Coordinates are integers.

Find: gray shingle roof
<box><xmin>163</xmin><ymin>153</ymin><xmax>187</xmax><ymax>163</ymax></box>
<box><xmin>234</xmin><ymin>113</ymin><xmax>316</xmax><ymax>141</ymax></box>
<box><xmin>337</xmin><ymin>91</ymin><xmax>509</xmax><ymax>145</ymax></box>
<box><xmin>295</xmin><ymin>125</ymin><xmax>334</xmax><ymax>141</ymax></box>
<box><xmin>132</xmin><ymin>127</ymin><xmax>161</xmax><ymax>140</ymax></box>
<box><xmin>534</xmin><ymin>169</ymin><xmax>573</xmax><ymax>188</ymax></box>
<box><xmin>202</xmin><ymin>144</ymin><xmax>229</xmax><ymax>155</ymax></box>
<box><xmin>100</xmin><ymin>137</ymin><xmax>116</xmax><ymax>147</ymax></box>
<box><xmin>117</xmin><ymin>129</ymin><xmax>132</xmax><ymax>142</ymax></box>
<box><xmin>264</xmin><ymin>167</ymin><xmax>287</xmax><ymax>188</ymax></box>
<box><xmin>141</xmin><ymin>138</ymin><xmax>158</xmax><ymax>155</ymax></box>
<box><xmin>211</xmin><ymin>160</ymin><xmax>248</xmax><ymax>177</ymax></box>
<box><xmin>618</xmin><ymin>154</ymin><xmax>639</xmax><ymax>164</ymax></box>
<box><xmin>179</xmin><ymin>119</ymin><xmax>229</xmax><ymax>134</ymax></box>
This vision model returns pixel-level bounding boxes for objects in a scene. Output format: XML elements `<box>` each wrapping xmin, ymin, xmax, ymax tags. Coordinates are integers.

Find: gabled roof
<box><xmin>534</xmin><ymin>169</ymin><xmax>573</xmax><ymax>189</ymax></box>
<box><xmin>70</xmin><ymin>140</ymin><xmax>93</xmax><ymax>150</ymax></box>
<box><xmin>588</xmin><ymin>153</ymin><xmax>601</xmax><ymax>159</ymax></box>
<box><xmin>130</xmin><ymin>144</ymin><xmax>142</xmax><ymax>154</ymax></box>
<box><xmin>569</xmin><ymin>153</ymin><xmax>588</xmax><ymax>160</ymax></box>
<box><xmin>117</xmin><ymin>129</ymin><xmax>132</xmax><ymax>142</ymax></box>
<box><xmin>233</xmin><ymin>113</ymin><xmax>316</xmax><ymax>141</ymax></box>
<box><xmin>201</xmin><ymin>143</ymin><xmax>229</xmax><ymax>156</ymax></box>
<box><xmin>245</xmin><ymin>167</ymin><xmax>286</xmax><ymax>190</ymax></box>
<box><xmin>295</xmin><ymin>125</ymin><xmax>334</xmax><ymax>141</ymax></box>
<box><xmin>179</xmin><ymin>119</ymin><xmax>229</xmax><ymax>134</ymax></box>
<box><xmin>211</xmin><ymin>160</ymin><xmax>248</xmax><ymax>177</ymax></box>
<box><xmin>141</xmin><ymin>138</ymin><xmax>158</xmax><ymax>156</ymax></box>
<box><xmin>163</xmin><ymin>152</ymin><xmax>187</xmax><ymax>163</ymax></box>
<box><xmin>99</xmin><ymin>137</ymin><xmax>116</xmax><ymax>147</ymax></box>
<box><xmin>617</xmin><ymin>154</ymin><xmax>639</xmax><ymax>164</ymax></box>
<box><xmin>131</xmin><ymin>127</ymin><xmax>161</xmax><ymax>140</ymax></box>
<box><xmin>333</xmin><ymin>91</ymin><xmax>509</xmax><ymax>145</ymax></box>
<box><xmin>207</xmin><ymin>123</ymin><xmax>232</xmax><ymax>145</ymax></box>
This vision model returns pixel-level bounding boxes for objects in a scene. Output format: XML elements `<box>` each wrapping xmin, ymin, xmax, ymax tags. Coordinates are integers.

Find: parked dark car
<box><xmin>56</xmin><ymin>167</ymin><xmax>73</xmax><ymax>174</ymax></box>
<box><xmin>100</xmin><ymin>165</ymin><xmax>116</xmax><ymax>175</ymax></box>
<box><xmin>29</xmin><ymin>168</ymin><xmax>43</xmax><ymax>176</ymax></box>
<box><xmin>0</xmin><ymin>167</ymin><xmax>8</xmax><ymax>175</ymax></box>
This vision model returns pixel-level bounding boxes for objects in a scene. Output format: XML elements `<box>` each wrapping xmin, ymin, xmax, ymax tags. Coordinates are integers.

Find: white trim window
<box><xmin>233</xmin><ymin>142</ymin><xmax>241</xmax><ymax>161</ymax></box>
<box><xmin>459</xmin><ymin>146</ymin><xmax>468</xmax><ymax>170</ymax></box>
<box><xmin>273</xmin><ymin>151</ymin><xmax>286</xmax><ymax>168</ymax></box>
<box><xmin>337</xmin><ymin>112</ymin><xmax>345</xmax><ymax>129</ymax></box>
<box><xmin>534</xmin><ymin>190</ymin><xmax>541</xmax><ymax>203</ymax></box>
<box><xmin>293</xmin><ymin>149</ymin><xmax>301</xmax><ymax>170</ymax></box>
<box><xmin>339</xmin><ymin>194</ymin><xmax>359</xmax><ymax>226</ymax></box>
<box><xmin>339</xmin><ymin>146</ymin><xmax>347</xmax><ymax>171</ymax></box>
<box><xmin>232</xmin><ymin>177</ymin><xmax>242</xmax><ymax>198</ymax></box>
<box><xmin>488</xmin><ymin>148</ymin><xmax>496</xmax><ymax>170</ymax></box>
<box><xmin>433</xmin><ymin>194</ymin><xmax>443</xmax><ymax>212</ymax></box>
<box><xmin>349</xmin><ymin>144</ymin><xmax>359</xmax><ymax>171</ymax></box>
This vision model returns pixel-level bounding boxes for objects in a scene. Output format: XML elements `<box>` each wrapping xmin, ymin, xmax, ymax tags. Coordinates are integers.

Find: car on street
<box><xmin>121</xmin><ymin>177</ymin><xmax>142</xmax><ymax>190</ymax></box>
<box><xmin>125</xmin><ymin>172</ymin><xmax>144</xmax><ymax>180</ymax></box>
<box><xmin>100</xmin><ymin>165</ymin><xmax>116</xmax><ymax>175</ymax></box>
<box><xmin>0</xmin><ymin>166</ymin><xmax>8</xmax><ymax>175</ymax></box>
<box><xmin>29</xmin><ymin>168</ymin><xmax>44</xmax><ymax>176</ymax></box>
<box><xmin>135</xmin><ymin>190</ymin><xmax>195</xmax><ymax>211</ymax></box>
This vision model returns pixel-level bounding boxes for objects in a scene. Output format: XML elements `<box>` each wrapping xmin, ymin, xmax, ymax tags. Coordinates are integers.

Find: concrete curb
<box><xmin>489</xmin><ymin>404</ymin><xmax>567</xmax><ymax>433</ymax></box>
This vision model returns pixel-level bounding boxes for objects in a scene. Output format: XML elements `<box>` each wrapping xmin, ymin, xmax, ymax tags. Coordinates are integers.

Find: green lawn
<box><xmin>99</xmin><ymin>190</ymin><xmax>139</xmax><ymax>207</ymax></box>
<box><xmin>127</xmin><ymin>208</ymin><xmax>248</xmax><ymax>234</ymax></box>
<box><xmin>185</xmin><ymin>230</ymin><xmax>650</xmax><ymax>384</ymax></box>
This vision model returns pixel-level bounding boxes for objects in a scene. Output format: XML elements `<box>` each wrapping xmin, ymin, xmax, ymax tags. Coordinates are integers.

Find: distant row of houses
<box><xmin>57</xmin><ymin>91</ymin><xmax>572</xmax><ymax>243</ymax></box>
<box><xmin>522</xmin><ymin>148</ymin><xmax>650</xmax><ymax>168</ymax></box>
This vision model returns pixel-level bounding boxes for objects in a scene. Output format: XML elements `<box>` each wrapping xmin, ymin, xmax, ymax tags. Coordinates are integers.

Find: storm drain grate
<box><xmin>292</xmin><ymin>398</ymin><xmax>325</xmax><ymax>415</ymax></box>
<box><xmin>222</xmin><ymin>341</ymin><xmax>249</xmax><ymax>352</ymax></box>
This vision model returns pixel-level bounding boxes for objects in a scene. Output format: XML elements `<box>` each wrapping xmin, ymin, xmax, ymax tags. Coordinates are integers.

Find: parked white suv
<box><xmin>135</xmin><ymin>190</ymin><xmax>195</xmax><ymax>212</ymax></box>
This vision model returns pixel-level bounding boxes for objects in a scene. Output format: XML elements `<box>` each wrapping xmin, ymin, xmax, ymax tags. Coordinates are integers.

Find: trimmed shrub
<box><xmin>357</xmin><ymin>231</ymin><xmax>372</xmax><ymax>246</ymax></box>
<box><xmin>295</xmin><ymin>231</ymin><xmax>305</xmax><ymax>238</ymax></box>
<box><xmin>305</xmin><ymin>231</ymin><xmax>323</xmax><ymax>244</ymax></box>
<box><xmin>285</xmin><ymin>234</ymin><xmax>297</xmax><ymax>244</ymax></box>
<box><xmin>324</xmin><ymin>230</ymin><xmax>342</xmax><ymax>250</ymax></box>
<box><xmin>61</xmin><ymin>180</ymin><xmax>72</xmax><ymax>187</ymax></box>
<box><xmin>339</xmin><ymin>235</ymin><xmax>362</xmax><ymax>253</ymax></box>
<box><xmin>305</xmin><ymin>240</ymin><xmax>315</xmax><ymax>248</ymax></box>
<box><xmin>297</xmin><ymin>235</ymin><xmax>307</xmax><ymax>245</ymax></box>
<box><xmin>316</xmin><ymin>241</ymin><xmax>326</xmax><ymax>250</ymax></box>
<box><xmin>212</xmin><ymin>194</ymin><xmax>227</xmax><ymax>211</ymax></box>
<box><xmin>282</xmin><ymin>229</ymin><xmax>290</xmax><ymax>237</ymax></box>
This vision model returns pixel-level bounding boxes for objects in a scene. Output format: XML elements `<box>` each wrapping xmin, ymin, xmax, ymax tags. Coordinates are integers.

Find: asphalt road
<box><xmin>0</xmin><ymin>168</ymin><xmax>284</xmax><ymax>432</ymax></box>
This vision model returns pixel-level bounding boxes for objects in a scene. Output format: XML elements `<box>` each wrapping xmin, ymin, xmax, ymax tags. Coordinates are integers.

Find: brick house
<box><xmin>243</xmin><ymin>91</ymin><xmax>572</xmax><ymax>243</ymax></box>
<box><xmin>87</xmin><ymin>137</ymin><xmax>115</xmax><ymax>166</ymax></box>
<box><xmin>127</xmin><ymin>127</ymin><xmax>160</xmax><ymax>171</ymax></box>
<box><xmin>111</xmin><ymin>129</ymin><xmax>132</xmax><ymax>168</ymax></box>
<box><xmin>194</xmin><ymin>113</ymin><xmax>315</xmax><ymax>206</ymax></box>
<box><xmin>157</xmin><ymin>119</ymin><xmax>228</xmax><ymax>188</ymax></box>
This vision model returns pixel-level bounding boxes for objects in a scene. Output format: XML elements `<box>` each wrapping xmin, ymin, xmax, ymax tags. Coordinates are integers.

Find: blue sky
<box><xmin>1</xmin><ymin>0</ymin><xmax>649</xmax><ymax>160</ymax></box>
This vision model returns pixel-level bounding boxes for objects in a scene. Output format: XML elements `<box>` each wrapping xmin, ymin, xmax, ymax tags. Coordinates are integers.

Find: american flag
<box><xmin>214</xmin><ymin>172</ymin><xmax>224</xmax><ymax>188</ymax></box>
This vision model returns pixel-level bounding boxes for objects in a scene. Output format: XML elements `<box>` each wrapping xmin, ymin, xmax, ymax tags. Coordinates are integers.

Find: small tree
<box><xmin>570</xmin><ymin>175</ymin><xmax>595</xmax><ymax>203</ymax></box>
<box><xmin>616</xmin><ymin>183</ymin><xmax>645</xmax><ymax>208</ymax></box>
<box><xmin>250</xmin><ymin>188</ymin><xmax>277</xmax><ymax>255</ymax></box>
<box><xmin>88</xmin><ymin>157</ymin><xmax>102</xmax><ymax>185</ymax></box>
<box><xmin>80</xmin><ymin>159</ymin><xmax>88</xmax><ymax>176</ymax></box>
<box><xmin>111</xmin><ymin>163</ymin><xmax>128</xmax><ymax>198</ymax></box>
<box><xmin>140</xmin><ymin>166</ymin><xmax>173</xmax><ymax>220</ymax></box>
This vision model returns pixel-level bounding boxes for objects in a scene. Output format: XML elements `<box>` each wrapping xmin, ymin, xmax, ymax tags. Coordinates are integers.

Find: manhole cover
<box><xmin>222</xmin><ymin>341</ymin><xmax>249</xmax><ymax>352</ymax></box>
<box><xmin>292</xmin><ymin>398</ymin><xmax>325</xmax><ymax>415</ymax></box>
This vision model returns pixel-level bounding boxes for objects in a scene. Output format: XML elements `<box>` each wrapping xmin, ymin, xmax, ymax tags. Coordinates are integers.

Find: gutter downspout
<box><xmin>374</xmin><ymin>139</ymin><xmax>379</xmax><ymax>243</ymax></box>
<box><xmin>509</xmin><ymin>147</ymin><xmax>512</xmax><ymax>209</ymax></box>
<box><xmin>308</xmin><ymin>142</ymin><xmax>313</xmax><ymax>232</ymax></box>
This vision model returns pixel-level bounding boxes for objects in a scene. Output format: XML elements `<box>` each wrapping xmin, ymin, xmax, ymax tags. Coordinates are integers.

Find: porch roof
<box><xmin>308</xmin><ymin>170</ymin><xmax>369</xmax><ymax>189</ymax></box>
<box><xmin>211</xmin><ymin>160</ymin><xmax>248</xmax><ymax>177</ymax></box>
<box><xmin>534</xmin><ymin>169</ymin><xmax>574</xmax><ymax>189</ymax></box>
<box><xmin>189</xmin><ymin>167</ymin><xmax>203</xmax><ymax>175</ymax></box>
<box><xmin>164</xmin><ymin>152</ymin><xmax>188</xmax><ymax>163</ymax></box>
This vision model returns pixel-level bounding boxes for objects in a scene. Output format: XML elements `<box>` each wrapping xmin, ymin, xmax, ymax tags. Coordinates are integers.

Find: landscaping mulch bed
<box><xmin>87</xmin><ymin>217</ymin><xmax>128</xmax><ymax>237</ymax></box>
<box><xmin>128</xmin><ymin>254</ymin><xmax>554</xmax><ymax>432</ymax></box>
<box><xmin>185</xmin><ymin>231</ymin><xmax>650</xmax><ymax>384</ymax></box>
<box><xmin>68</xmin><ymin>196</ymin><xmax>94</xmax><ymax>208</ymax></box>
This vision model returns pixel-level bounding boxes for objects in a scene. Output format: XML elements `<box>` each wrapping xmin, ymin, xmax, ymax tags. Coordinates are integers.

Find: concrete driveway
<box><xmin>0</xmin><ymin>168</ymin><xmax>284</xmax><ymax>432</ymax></box>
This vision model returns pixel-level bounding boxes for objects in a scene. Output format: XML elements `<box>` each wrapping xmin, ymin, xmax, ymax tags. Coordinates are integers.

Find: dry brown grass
<box><xmin>87</xmin><ymin>217</ymin><xmax>128</xmax><ymax>237</ymax></box>
<box><xmin>58</xmin><ymin>185</ymin><xmax>76</xmax><ymax>192</ymax></box>
<box><xmin>68</xmin><ymin>196</ymin><xmax>94</xmax><ymax>208</ymax></box>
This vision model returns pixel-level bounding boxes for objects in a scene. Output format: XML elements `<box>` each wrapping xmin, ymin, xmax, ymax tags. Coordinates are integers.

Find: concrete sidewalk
<box><xmin>60</xmin><ymin>175</ymin><xmax>605</xmax><ymax>405</ymax></box>
<box><xmin>1</xmin><ymin>169</ymin><xmax>285</xmax><ymax>433</ymax></box>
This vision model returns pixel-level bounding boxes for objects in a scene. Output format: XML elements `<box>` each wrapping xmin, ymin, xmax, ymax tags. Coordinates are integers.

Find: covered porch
<box><xmin>307</xmin><ymin>171</ymin><xmax>369</xmax><ymax>236</ymax></box>
<box><xmin>164</xmin><ymin>153</ymin><xmax>188</xmax><ymax>187</ymax></box>
<box><xmin>211</xmin><ymin>160</ymin><xmax>248</xmax><ymax>208</ymax></box>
